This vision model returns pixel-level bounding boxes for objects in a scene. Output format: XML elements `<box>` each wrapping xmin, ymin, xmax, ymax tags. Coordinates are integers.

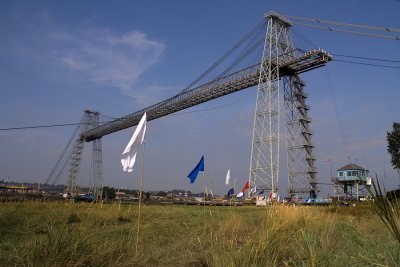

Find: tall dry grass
<box><xmin>0</xmin><ymin>201</ymin><xmax>399</xmax><ymax>266</ymax></box>
<box><xmin>197</xmin><ymin>206</ymin><xmax>399</xmax><ymax>266</ymax></box>
<box><xmin>367</xmin><ymin>178</ymin><xmax>400</xmax><ymax>244</ymax></box>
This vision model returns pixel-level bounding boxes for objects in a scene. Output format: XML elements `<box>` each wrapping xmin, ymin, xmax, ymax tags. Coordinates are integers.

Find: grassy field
<box><xmin>0</xmin><ymin>201</ymin><xmax>399</xmax><ymax>266</ymax></box>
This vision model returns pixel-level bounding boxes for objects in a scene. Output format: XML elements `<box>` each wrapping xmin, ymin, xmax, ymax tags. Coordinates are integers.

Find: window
<box><xmin>352</xmin><ymin>171</ymin><xmax>358</xmax><ymax>176</ymax></box>
<box><xmin>339</xmin><ymin>172</ymin><xmax>343</xmax><ymax>176</ymax></box>
<box><xmin>347</xmin><ymin>171</ymin><xmax>351</xmax><ymax>176</ymax></box>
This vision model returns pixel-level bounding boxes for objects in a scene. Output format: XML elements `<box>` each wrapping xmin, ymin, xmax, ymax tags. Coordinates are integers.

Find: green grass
<box><xmin>367</xmin><ymin>178</ymin><xmax>400</xmax><ymax>244</ymax></box>
<box><xmin>0</xmin><ymin>202</ymin><xmax>399</xmax><ymax>266</ymax></box>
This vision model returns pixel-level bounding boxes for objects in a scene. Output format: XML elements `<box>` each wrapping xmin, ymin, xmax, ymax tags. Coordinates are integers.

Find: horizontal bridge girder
<box><xmin>81</xmin><ymin>49</ymin><xmax>331</xmax><ymax>142</ymax></box>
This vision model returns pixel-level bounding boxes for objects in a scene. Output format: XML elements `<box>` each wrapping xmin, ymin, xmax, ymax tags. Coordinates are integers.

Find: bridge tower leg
<box><xmin>66</xmin><ymin>110</ymin><xmax>103</xmax><ymax>199</ymax></box>
<box><xmin>249</xmin><ymin>12</ymin><xmax>318</xmax><ymax>198</ymax></box>
<box><xmin>283</xmin><ymin>75</ymin><xmax>318</xmax><ymax>198</ymax></box>
<box><xmin>92</xmin><ymin>134</ymin><xmax>103</xmax><ymax>200</ymax></box>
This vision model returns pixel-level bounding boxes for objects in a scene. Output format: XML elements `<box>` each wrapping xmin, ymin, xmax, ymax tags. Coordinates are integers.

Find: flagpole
<box><xmin>210</xmin><ymin>170</ymin><xmax>213</xmax><ymax>202</ymax></box>
<box><xmin>233</xmin><ymin>177</ymin><xmax>236</xmax><ymax>206</ymax></box>
<box><xmin>210</xmin><ymin>169</ymin><xmax>214</xmax><ymax>202</ymax></box>
<box><xmin>135</xmin><ymin>141</ymin><xmax>145</xmax><ymax>257</ymax></box>
<box><xmin>119</xmin><ymin>112</ymin><xmax>147</xmax><ymax>257</ymax></box>
<box><xmin>118</xmin><ymin>186</ymin><xmax>121</xmax><ymax>211</ymax></box>
<box><xmin>203</xmin><ymin>171</ymin><xmax>206</xmax><ymax>232</ymax></box>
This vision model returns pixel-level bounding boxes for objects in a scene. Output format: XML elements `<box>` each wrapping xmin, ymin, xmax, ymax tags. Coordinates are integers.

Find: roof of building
<box><xmin>337</xmin><ymin>163</ymin><xmax>367</xmax><ymax>172</ymax></box>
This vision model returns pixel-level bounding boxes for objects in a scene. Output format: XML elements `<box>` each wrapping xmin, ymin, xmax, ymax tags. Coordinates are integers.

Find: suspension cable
<box><xmin>332</xmin><ymin>59</ymin><xmax>400</xmax><ymax>69</ymax></box>
<box><xmin>332</xmin><ymin>53</ymin><xmax>400</xmax><ymax>63</ymax></box>
<box><xmin>180</xmin><ymin>20</ymin><xmax>266</xmax><ymax>93</ymax></box>
<box><xmin>285</xmin><ymin>14</ymin><xmax>400</xmax><ymax>33</ymax></box>
<box><xmin>293</xmin><ymin>22</ymin><xmax>400</xmax><ymax>41</ymax></box>
<box><xmin>45</xmin><ymin>124</ymin><xmax>81</xmax><ymax>184</ymax></box>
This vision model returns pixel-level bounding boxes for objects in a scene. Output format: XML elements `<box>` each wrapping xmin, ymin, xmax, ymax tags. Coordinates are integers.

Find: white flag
<box><xmin>236</xmin><ymin>191</ymin><xmax>244</xmax><ymax>198</ymax></box>
<box><xmin>205</xmin><ymin>186</ymin><xmax>209</xmax><ymax>197</ymax></box>
<box><xmin>121</xmin><ymin>113</ymin><xmax>147</xmax><ymax>172</ymax></box>
<box><xmin>250</xmin><ymin>186</ymin><xmax>256</xmax><ymax>194</ymax></box>
<box><xmin>225</xmin><ymin>169</ymin><xmax>231</xmax><ymax>186</ymax></box>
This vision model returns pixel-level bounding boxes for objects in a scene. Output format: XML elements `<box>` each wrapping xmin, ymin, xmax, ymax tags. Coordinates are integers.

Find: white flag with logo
<box><xmin>225</xmin><ymin>169</ymin><xmax>231</xmax><ymax>186</ymax></box>
<box><xmin>121</xmin><ymin>113</ymin><xmax>147</xmax><ymax>172</ymax></box>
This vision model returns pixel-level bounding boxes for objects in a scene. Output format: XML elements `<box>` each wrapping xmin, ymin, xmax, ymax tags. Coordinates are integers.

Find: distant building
<box><xmin>332</xmin><ymin>163</ymin><xmax>371</xmax><ymax>200</ymax></box>
<box><xmin>337</xmin><ymin>163</ymin><xmax>369</xmax><ymax>182</ymax></box>
<box><xmin>115</xmin><ymin>191</ymin><xmax>127</xmax><ymax>200</ymax></box>
<box><xmin>6</xmin><ymin>185</ymin><xmax>31</xmax><ymax>194</ymax></box>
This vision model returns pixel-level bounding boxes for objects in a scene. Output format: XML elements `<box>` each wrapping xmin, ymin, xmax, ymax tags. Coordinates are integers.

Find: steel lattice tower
<box><xmin>249</xmin><ymin>12</ymin><xmax>293</xmax><ymax>194</ymax></box>
<box><xmin>66</xmin><ymin>110</ymin><xmax>103</xmax><ymax>199</ymax></box>
<box><xmin>284</xmin><ymin>75</ymin><xmax>317</xmax><ymax>197</ymax></box>
<box><xmin>91</xmin><ymin>124</ymin><xmax>103</xmax><ymax>199</ymax></box>
<box><xmin>249</xmin><ymin>12</ymin><xmax>318</xmax><ymax>197</ymax></box>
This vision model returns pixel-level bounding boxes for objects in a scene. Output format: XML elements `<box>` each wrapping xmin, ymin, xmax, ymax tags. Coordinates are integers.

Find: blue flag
<box><xmin>187</xmin><ymin>156</ymin><xmax>205</xmax><ymax>184</ymax></box>
<box><xmin>227</xmin><ymin>188</ymin><xmax>234</xmax><ymax>196</ymax></box>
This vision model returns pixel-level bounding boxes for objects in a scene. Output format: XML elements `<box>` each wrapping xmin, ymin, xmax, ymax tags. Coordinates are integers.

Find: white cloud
<box><xmin>4</xmin><ymin>12</ymin><xmax>166</xmax><ymax>106</ymax></box>
<box><xmin>48</xmin><ymin>28</ymin><xmax>165</xmax><ymax>94</ymax></box>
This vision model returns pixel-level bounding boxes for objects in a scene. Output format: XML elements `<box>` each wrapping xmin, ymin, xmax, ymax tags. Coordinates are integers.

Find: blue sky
<box><xmin>0</xmin><ymin>0</ymin><xmax>399</xmax><ymax>196</ymax></box>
